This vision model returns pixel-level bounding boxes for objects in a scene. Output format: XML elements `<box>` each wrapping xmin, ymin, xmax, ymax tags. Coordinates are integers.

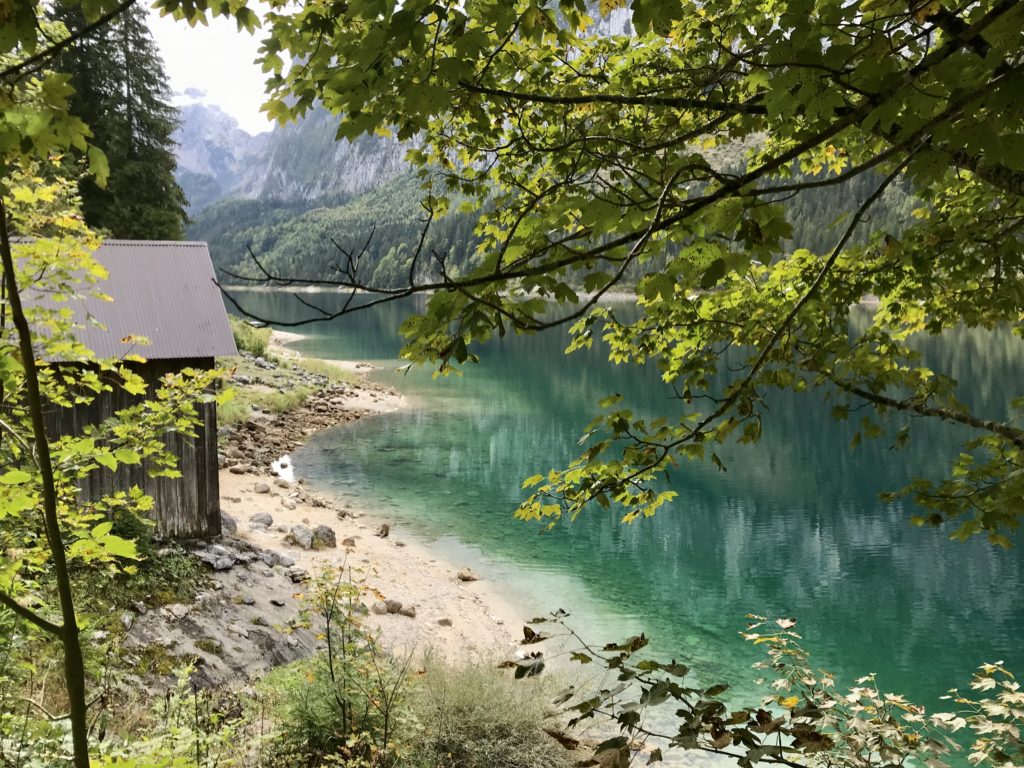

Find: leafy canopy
<box><xmin>169</xmin><ymin>0</ymin><xmax>1023</xmax><ymax>539</ymax></box>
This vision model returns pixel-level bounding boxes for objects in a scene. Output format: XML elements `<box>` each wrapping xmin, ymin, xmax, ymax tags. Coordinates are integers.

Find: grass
<box><xmin>292</xmin><ymin>356</ymin><xmax>356</xmax><ymax>385</ymax></box>
<box><xmin>404</xmin><ymin>658</ymin><xmax>576</xmax><ymax>768</ymax></box>
<box><xmin>219</xmin><ymin>385</ymin><xmax>314</xmax><ymax>426</ymax></box>
<box><xmin>229</xmin><ymin>315</ymin><xmax>272</xmax><ymax>357</ymax></box>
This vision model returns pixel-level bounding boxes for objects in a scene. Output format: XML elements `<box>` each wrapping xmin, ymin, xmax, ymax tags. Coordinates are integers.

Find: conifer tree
<box><xmin>53</xmin><ymin>4</ymin><xmax>187</xmax><ymax>239</ymax></box>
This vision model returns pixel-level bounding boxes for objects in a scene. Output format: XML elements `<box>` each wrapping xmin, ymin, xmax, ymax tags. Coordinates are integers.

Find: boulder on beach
<box><xmin>457</xmin><ymin>568</ymin><xmax>479</xmax><ymax>582</ymax></box>
<box><xmin>249</xmin><ymin>512</ymin><xmax>273</xmax><ymax>528</ymax></box>
<box><xmin>312</xmin><ymin>524</ymin><xmax>337</xmax><ymax>549</ymax></box>
<box><xmin>286</xmin><ymin>525</ymin><xmax>314</xmax><ymax>550</ymax></box>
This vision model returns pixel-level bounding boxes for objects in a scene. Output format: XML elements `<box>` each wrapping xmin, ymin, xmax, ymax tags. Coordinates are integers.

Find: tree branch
<box><xmin>458</xmin><ymin>80</ymin><xmax>768</xmax><ymax>115</ymax></box>
<box><xmin>831</xmin><ymin>379</ymin><xmax>1024</xmax><ymax>450</ymax></box>
<box><xmin>0</xmin><ymin>591</ymin><xmax>63</xmax><ymax>637</ymax></box>
<box><xmin>0</xmin><ymin>0</ymin><xmax>137</xmax><ymax>82</ymax></box>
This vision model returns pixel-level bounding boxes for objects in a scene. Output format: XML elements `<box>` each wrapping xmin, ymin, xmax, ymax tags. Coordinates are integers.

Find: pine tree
<box><xmin>53</xmin><ymin>5</ymin><xmax>187</xmax><ymax>239</ymax></box>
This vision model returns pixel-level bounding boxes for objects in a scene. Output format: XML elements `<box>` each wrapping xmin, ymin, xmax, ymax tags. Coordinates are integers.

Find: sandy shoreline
<box><xmin>218</xmin><ymin>330</ymin><xmax>523</xmax><ymax>661</ymax></box>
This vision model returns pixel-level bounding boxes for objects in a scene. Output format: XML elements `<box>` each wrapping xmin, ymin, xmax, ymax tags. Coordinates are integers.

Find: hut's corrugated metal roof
<box><xmin>56</xmin><ymin>240</ymin><xmax>237</xmax><ymax>360</ymax></box>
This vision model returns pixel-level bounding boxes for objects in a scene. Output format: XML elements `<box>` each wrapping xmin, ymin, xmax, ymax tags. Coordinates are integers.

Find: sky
<box><xmin>146</xmin><ymin>6</ymin><xmax>273</xmax><ymax>135</ymax></box>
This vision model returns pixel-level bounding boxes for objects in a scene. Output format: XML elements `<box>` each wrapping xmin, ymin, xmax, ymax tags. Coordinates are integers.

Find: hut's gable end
<box><xmin>39</xmin><ymin>241</ymin><xmax>236</xmax><ymax>540</ymax></box>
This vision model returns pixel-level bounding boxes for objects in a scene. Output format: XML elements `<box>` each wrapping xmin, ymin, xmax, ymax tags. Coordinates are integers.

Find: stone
<box><xmin>457</xmin><ymin>568</ymin><xmax>479</xmax><ymax>582</ymax></box>
<box><xmin>167</xmin><ymin>604</ymin><xmax>190</xmax><ymax>620</ymax></box>
<box><xmin>286</xmin><ymin>567</ymin><xmax>309</xmax><ymax>584</ymax></box>
<box><xmin>287</xmin><ymin>525</ymin><xmax>314</xmax><ymax>550</ymax></box>
<box><xmin>226</xmin><ymin>447</ymin><xmax>245</xmax><ymax>459</ymax></box>
<box><xmin>251</xmin><ymin>615</ymin><xmax>269</xmax><ymax>627</ymax></box>
<box><xmin>279</xmin><ymin>457</ymin><xmax>290</xmax><ymax>469</ymax></box>
<box><xmin>274</xmin><ymin>478</ymin><xmax>291</xmax><ymax>489</ymax></box>
<box><xmin>249</xmin><ymin>512</ymin><xmax>273</xmax><ymax>528</ymax></box>
<box><xmin>194</xmin><ymin>545</ymin><xmax>236</xmax><ymax>571</ymax></box>
<box><xmin>277</xmin><ymin>554</ymin><xmax>296</xmax><ymax>568</ymax></box>
<box><xmin>341</xmin><ymin>537</ymin><xmax>357</xmax><ymax>548</ymax></box>
<box><xmin>254</xmin><ymin>482</ymin><xmax>271</xmax><ymax>494</ymax></box>
<box><xmin>220</xmin><ymin>511</ymin><xmax>238</xmax><ymax>536</ymax></box>
<box><xmin>229</xmin><ymin>465</ymin><xmax>249</xmax><ymax>475</ymax></box>
<box><xmin>376</xmin><ymin>523</ymin><xmax>390</xmax><ymax>538</ymax></box>
<box><xmin>395</xmin><ymin>541</ymin><xmax>406</xmax><ymax>548</ymax></box>
<box><xmin>121</xmin><ymin>612</ymin><xmax>134</xmax><ymax>630</ymax></box>
<box><xmin>384</xmin><ymin>599</ymin><xmax>403</xmax><ymax>614</ymax></box>
<box><xmin>437</xmin><ymin>618</ymin><xmax>453</xmax><ymax>627</ymax></box>
<box><xmin>399</xmin><ymin>605</ymin><xmax>417</xmax><ymax>619</ymax></box>
<box><xmin>281</xmin><ymin>498</ymin><xmax>297</xmax><ymax>511</ymax></box>
<box><xmin>270</xmin><ymin>598</ymin><xmax>285</xmax><ymax>608</ymax></box>
<box><xmin>241</xmin><ymin>596</ymin><xmax>256</xmax><ymax>606</ymax></box>
<box><xmin>312</xmin><ymin>525</ymin><xmax>337</xmax><ymax>549</ymax></box>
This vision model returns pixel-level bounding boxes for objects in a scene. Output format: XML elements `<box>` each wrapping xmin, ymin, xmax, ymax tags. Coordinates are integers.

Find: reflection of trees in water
<box><xmin>247</xmin><ymin>291</ymin><xmax>1024</xmax><ymax>705</ymax></box>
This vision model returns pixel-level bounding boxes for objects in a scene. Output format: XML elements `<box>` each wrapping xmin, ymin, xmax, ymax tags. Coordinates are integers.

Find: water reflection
<box><xmin>227</xmin><ymin>289</ymin><xmax>1024</xmax><ymax>708</ymax></box>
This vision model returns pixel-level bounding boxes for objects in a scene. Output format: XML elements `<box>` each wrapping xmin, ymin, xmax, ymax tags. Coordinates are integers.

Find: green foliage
<box><xmin>405</xmin><ymin>658</ymin><xmax>574</xmax><ymax>768</ymax></box>
<box><xmin>515</xmin><ymin>613</ymin><xmax>1024</xmax><ymax>768</ymax></box>
<box><xmin>260</xmin><ymin>569</ymin><xmax>410</xmax><ymax>767</ymax></box>
<box><xmin>0</xmin><ymin>160</ymin><xmax>225</xmax><ymax>767</ymax></box>
<box><xmin>193</xmin><ymin>174</ymin><xmax>482</xmax><ymax>289</ymax></box>
<box><xmin>176</xmin><ymin>0</ymin><xmax>1024</xmax><ymax>541</ymax></box>
<box><xmin>50</xmin><ymin>4</ymin><xmax>187</xmax><ymax>238</ymax></box>
<box><xmin>94</xmin><ymin>668</ymin><xmax>246</xmax><ymax>767</ymax></box>
<box><xmin>228</xmin><ymin>315</ymin><xmax>271</xmax><ymax>357</ymax></box>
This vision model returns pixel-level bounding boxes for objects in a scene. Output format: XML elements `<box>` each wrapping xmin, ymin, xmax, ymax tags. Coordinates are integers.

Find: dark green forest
<box><xmin>193</xmin><ymin>165</ymin><xmax>916</xmax><ymax>290</ymax></box>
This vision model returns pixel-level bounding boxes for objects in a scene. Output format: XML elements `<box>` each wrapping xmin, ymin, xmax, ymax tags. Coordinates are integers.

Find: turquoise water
<box><xmin>230</xmin><ymin>290</ymin><xmax>1024</xmax><ymax>711</ymax></box>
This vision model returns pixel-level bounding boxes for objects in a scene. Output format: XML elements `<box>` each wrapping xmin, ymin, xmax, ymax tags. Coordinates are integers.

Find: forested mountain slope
<box><xmin>189</xmin><ymin>174</ymin><xmax>481</xmax><ymax>288</ymax></box>
<box><xmin>193</xmin><ymin>164</ymin><xmax>915</xmax><ymax>290</ymax></box>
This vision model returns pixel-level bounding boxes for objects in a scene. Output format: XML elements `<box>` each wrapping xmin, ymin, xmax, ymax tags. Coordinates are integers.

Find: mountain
<box><xmin>174</xmin><ymin>100</ymin><xmax>408</xmax><ymax>213</ymax></box>
<box><xmin>235</xmin><ymin>109</ymin><xmax>409</xmax><ymax>203</ymax></box>
<box><xmin>173</xmin><ymin>4</ymin><xmax>630</xmax><ymax>215</ymax></box>
<box><xmin>173</xmin><ymin>98</ymin><xmax>268</xmax><ymax>212</ymax></box>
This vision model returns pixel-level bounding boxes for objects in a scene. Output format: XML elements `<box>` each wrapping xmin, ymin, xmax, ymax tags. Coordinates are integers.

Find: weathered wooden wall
<box><xmin>44</xmin><ymin>358</ymin><xmax>221</xmax><ymax>539</ymax></box>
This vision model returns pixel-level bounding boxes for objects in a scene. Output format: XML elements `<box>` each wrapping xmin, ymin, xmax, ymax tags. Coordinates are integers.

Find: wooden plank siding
<box><xmin>43</xmin><ymin>358</ymin><xmax>222</xmax><ymax>540</ymax></box>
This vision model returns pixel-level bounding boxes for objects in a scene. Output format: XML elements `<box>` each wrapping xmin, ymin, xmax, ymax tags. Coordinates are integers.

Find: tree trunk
<box><xmin>0</xmin><ymin>199</ymin><xmax>91</xmax><ymax>768</ymax></box>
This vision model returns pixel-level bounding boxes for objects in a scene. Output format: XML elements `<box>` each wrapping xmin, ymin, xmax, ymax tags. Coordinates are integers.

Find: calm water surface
<box><xmin>230</xmin><ymin>290</ymin><xmax>1024</xmax><ymax>710</ymax></box>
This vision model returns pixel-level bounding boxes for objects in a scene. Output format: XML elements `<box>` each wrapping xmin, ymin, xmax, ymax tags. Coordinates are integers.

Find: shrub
<box><xmin>259</xmin><ymin>570</ymin><xmax>410</xmax><ymax>767</ymax></box>
<box><xmin>228</xmin><ymin>315</ymin><xmax>271</xmax><ymax>358</ymax></box>
<box><xmin>405</xmin><ymin>659</ymin><xmax>574</xmax><ymax>768</ymax></box>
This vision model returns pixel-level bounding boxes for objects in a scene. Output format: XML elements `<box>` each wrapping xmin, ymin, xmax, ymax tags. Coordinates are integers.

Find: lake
<box><xmin>229</xmin><ymin>289</ymin><xmax>1024</xmax><ymax>714</ymax></box>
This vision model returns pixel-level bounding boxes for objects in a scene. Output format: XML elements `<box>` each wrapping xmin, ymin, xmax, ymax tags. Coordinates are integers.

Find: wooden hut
<box><xmin>42</xmin><ymin>240</ymin><xmax>237</xmax><ymax>539</ymax></box>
